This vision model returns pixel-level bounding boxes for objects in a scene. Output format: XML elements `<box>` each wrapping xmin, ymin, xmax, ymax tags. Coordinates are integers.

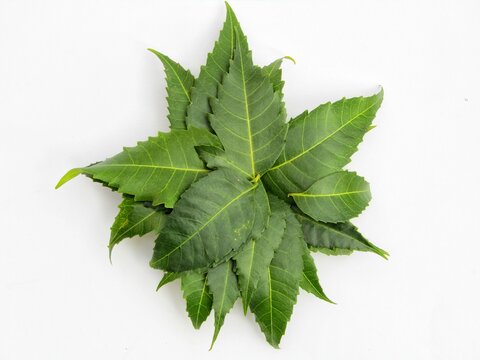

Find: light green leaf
<box><xmin>300</xmin><ymin>245</ymin><xmax>334</xmax><ymax>303</ymax></box>
<box><xmin>296</xmin><ymin>211</ymin><xmax>388</xmax><ymax>259</ymax></box>
<box><xmin>234</xmin><ymin>194</ymin><xmax>288</xmax><ymax>313</ymax></box>
<box><xmin>250</xmin><ymin>209</ymin><xmax>304</xmax><ymax>348</ymax></box>
<box><xmin>262</xmin><ymin>56</ymin><xmax>294</xmax><ymax>97</ymax></box>
<box><xmin>109</xmin><ymin>197</ymin><xmax>167</xmax><ymax>257</ymax></box>
<box><xmin>291</xmin><ymin>171</ymin><xmax>371</xmax><ymax>223</ymax></box>
<box><xmin>263</xmin><ymin>90</ymin><xmax>383</xmax><ymax>200</ymax></box>
<box><xmin>156</xmin><ymin>272</ymin><xmax>180</xmax><ymax>291</ymax></box>
<box><xmin>56</xmin><ymin>128</ymin><xmax>220</xmax><ymax>208</ymax></box>
<box><xmin>207</xmin><ymin>260</ymin><xmax>240</xmax><ymax>350</ymax></box>
<box><xmin>148</xmin><ymin>49</ymin><xmax>194</xmax><ymax>129</ymax></box>
<box><xmin>181</xmin><ymin>271</ymin><xmax>213</xmax><ymax>329</ymax></box>
<box><xmin>150</xmin><ymin>169</ymin><xmax>259</xmax><ymax>272</ymax></box>
<box><xmin>209</xmin><ymin>29</ymin><xmax>287</xmax><ymax>178</ymax></box>
<box><xmin>186</xmin><ymin>2</ymin><xmax>243</xmax><ymax>130</ymax></box>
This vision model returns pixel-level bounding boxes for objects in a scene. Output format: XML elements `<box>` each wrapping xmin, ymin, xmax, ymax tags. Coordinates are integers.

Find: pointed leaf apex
<box><xmin>55</xmin><ymin>168</ymin><xmax>82</xmax><ymax>189</ymax></box>
<box><xmin>283</xmin><ymin>55</ymin><xmax>296</xmax><ymax>64</ymax></box>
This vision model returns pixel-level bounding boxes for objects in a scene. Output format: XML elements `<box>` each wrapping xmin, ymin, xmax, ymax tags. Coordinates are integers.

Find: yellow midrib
<box><xmin>238</xmin><ymin>40</ymin><xmax>256</xmax><ymax>178</ymax></box>
<box><xmin>160</xmin><ymin>53</ymin><xmax>191</xmax><ymax>101</ymax></box>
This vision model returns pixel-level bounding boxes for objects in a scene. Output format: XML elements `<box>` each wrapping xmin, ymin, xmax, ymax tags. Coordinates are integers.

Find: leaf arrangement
<box><xmin>56</xmin><ymin>3</ymin><xmax>387</xmax><ymax>349</ymax></box>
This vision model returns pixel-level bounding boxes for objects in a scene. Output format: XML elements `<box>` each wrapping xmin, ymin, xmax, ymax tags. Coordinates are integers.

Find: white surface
<box><xmin>1</xmin><ymin>0</ymin><xmax>479</xmax><ymax>359</ymax></box>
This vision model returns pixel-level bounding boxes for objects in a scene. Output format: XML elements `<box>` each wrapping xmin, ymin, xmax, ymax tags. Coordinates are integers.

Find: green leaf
<box><xmin>150</xmin><ymin>169</ymin><xmax>259</xmax><ymax>272</ymax></box>
<box><xmin>296</xmin><ymin>211</ymin><xmax>388</xmax><ymax>259</ymax></box>
<box><xmin>156</xmin><ymin>272</ymin><xmax>180</xmax><ymax>291</ymax></box>
<box><xmin>56</xmin><ymin>128</ymin><xmax>220</xmax><ymax>208</ymax></box>
<box><xmin>234</xmin><ymin>194</ymin><xmax>288</xmax><ymax>313</ymax></box>
<box><xmin>109</xmin><ymin>197</ymin><xmax>168</xmax><ymax>257</ymax></box>
<box><xmin>249</xmin><ymin>209</ymin><xmax>304</xmax><ymax>348</ymax></box>
<box><xmin>251</xmin><ymin>180</ymin><xmax>270</xmax><ymax>239</ymax></box>
<box><xmin>209</xmin><ymin>29</ymin><xmax>287</xmax><ymax>178</ymax></box>
<box><xmin>262</xmin><ymin>56</ymin><xmax>295</xmax><ymax>97</ymax></box>
<box><xmin>313</xmin><ymin>248</ymin><xmax>354</xmax><ymax>256</ymax></box>
<box><xmin>300</xmin><ymin>245</ymin><xmax>334</xmax><ymax>304</ymax></box>
<box><xmin>263</xmin><ymin>90</ymin><xmax>383</xmax><ymax>200</ymax></box>
<box><xmin>186</xmin><ymin>2</ymin><xmax>242</xmax><ymax>129</ymax></box>
<box><xmin>207</xmin><ymin>260</ymin><xmax>240</xmax><ymax>349</ymax></box>
<box><xmin>181</xmin><ymin>271</ymin><xmax>213</xmax><ymax>329</ymax></box>
<box><xmin>148</xmin><ymin>49</ymin><xmax>194</xmax><ymax>129</ymax></box>
<box><xmin>291</xmin><ymin>171</ymin><xmax>371</xmax><ymax>223</ymax></box>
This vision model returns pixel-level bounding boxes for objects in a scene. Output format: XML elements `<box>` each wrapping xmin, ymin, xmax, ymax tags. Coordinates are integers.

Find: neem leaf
<box><xmin>249</xmin><ymin>209</ymin><xmax>304</xmax><ymax>348</ymax></box>
<box><xmin>314</xmin><ymin>248</ymin><xmax>355</xmax><ymax>256</ymax></box>
<box><xmin>150</xmin><ymin>169</ymin><xmax>259</xmax><ymax>272</ymax></box>
<box><xmin>300</xmin><ymin>245</ymin><xmax>334</xmax><ymax>304</ymax></box>
<box><xmin>156</xmin><ymin>272</ymin><xmax>180</xmax><ymax>291</ymax></box>
<box><xmin>261</xmin><ymin>56</ymin><xmax>295</xmax><ymax>96</ymax></box>
<box><xmin>263</xmin><ymin>90</ymin><xmax>383</xmax><ymax>200</ymax></box>
<box><xmin>234</xmin><ymin>194</ymin><xmax>288</xmax><ymax>313</ymax></box>
<box><xmin>148</xmin><ymin>49</ymin><xmax>194</xmax><ymax>129</ymax></box>
<box><xmin>56</xmin><ymin>128</ymin><xmax>220</xmax><ymax>208</ymax></box>
<box><xmin>109</xmin><ymin>197</ymin><xmax>168</xmax><ymax>256</ymax></box>
<box><xmin>186</xmin><ymin>2</ymin><xmax>242</xmax><ymax>130</ymax></box>
<box><xmin>296</xmin><ymin>211</ymin><xmax>388</xmax><ymax>259</ymax></box>
<box><xmin>207</xmin><ymin>260</ymin><xmax>240</xmax><ymax>349</ymax></box>
<box><xmin>291</xmin><ymin>171</ymin><xmax>371</xmax><ymax>223</ymax></box>
<box><xmin>209</xmin><ymin>29</ymin><xmax>287</xmax><ymax>178</ymax></box>
<box><xmin>181</xmin><ymin>271</ymin><xmax>213</xmax><ymax>329</ymax></box>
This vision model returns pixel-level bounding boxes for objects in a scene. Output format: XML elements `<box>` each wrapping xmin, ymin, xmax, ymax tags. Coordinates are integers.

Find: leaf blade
<box><xmin>209</xmin><ymin>29</ymin><xmax>287</xmax><ymax>178</ymax></box>
<box><xmin>150</xmin><ymin>169</ymin><xmax>259</xmax><ymax>272</ymax></box>
<box><xmin>300</xmin><ymin>245</ymin><xmax>334</xmax><ymax>303</ymax></box>
<box><xmin>186</xmin><ymin>3</ymin><xmax>242</xmax><ymax>129</ymax></box>
<box><xmin>109</xmin><ymin>197</ymin><xmax>168</xmax><ymax>257</ymax></box>
<box><xmin>263</xmin><ymin>90</ymin><xmax>383</xmax><ymax>199</ymax></box>
<box><xmin>148</xmin><ymin>49</ymin><xmax>194</xmax><ymax>129</ymax></box>
<box><xmin>291</xmin><ymin>171</ymin><xmax>371</xmax><ymax>223</ymax></box>
<box><xmin>249</xmin><ymin>209</ymin><xmax>304</xmax><ymax>348</ymax></box>
<box><xmin>207</xmin><ymin>260</ymin><xmax>240</xmax><ymax>349</ymax></box>
<box><xmin>234</xmin><ymin>194</ymin><xmax>288</xmax><ymax>313</ymax></box>
<box><xmin>181</xmin><ymin>271</ymin><xmax>213</xmax><ymax>329</ymax></box>
<box><xmin>296</xmin><ymin>210</ymin><xmax>388</xmax><ymax>259</ymax></box>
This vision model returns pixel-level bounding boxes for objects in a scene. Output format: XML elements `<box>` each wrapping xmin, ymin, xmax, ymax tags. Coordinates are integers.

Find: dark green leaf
<box><xmin>109</xmin><ymin>197</ymin><xmax>167</xmax><ymax>257</ymax></box>
<box><xmin>148</xmin><ymin>49</ymin><xmax>194</xmax><ymax>129</ymax></box>
<box><xmin>291</xmin><ymin>171</ymin><xmax>371</xmax><ymax>223</ymax></box>
<box><xmin>156</xmin><ymin>272</ymin><xmax>180</xmax><ymax>291</ymax></box>
<box><xmin>181</xmin><ymin>271</ymin><xmax>213</xmax><ymax>329</ymax></box>
<box><xmin>186</xmin><ymin>3</ymin><xmax>243</xmax><ymax>130</ymax></box>
<box><xmin>234</xmin><ymin>194</ymin><xmax>288</xmax><ymax>313</ymax></box>
<box><xmin>150</xmin><ymin>169</ymin><xmax>259</xmax><ymax>272</ymax></box>
<box><xmin>296</xmin><ymin>211</ymin><xmax>388</xmax><ymax>259</ymax></box>
<box><xmin>207</xmin><ymin>260</ymin><xmax>240</xmax><ymax>349</ymax></box>
<box><xmin>300</xmin><ymin>245</ymin><xmax>334</xmax><ymax>303</ymax></box>
<box><xmin>249</xmin><ymin>209</ymin><xmax>304</xmax><ymax>348</ymax></box>
<box><xmin>209</xmin><ymin>29</ymin><xmax>287</xmax><ymax>178</ymax></box>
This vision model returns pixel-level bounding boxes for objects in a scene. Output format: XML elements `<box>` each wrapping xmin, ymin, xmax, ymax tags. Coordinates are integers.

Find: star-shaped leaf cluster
<box><xmin>57</xmin><ymin>3</ymin><xmax>387</xmax><ymax>349</ymax></box>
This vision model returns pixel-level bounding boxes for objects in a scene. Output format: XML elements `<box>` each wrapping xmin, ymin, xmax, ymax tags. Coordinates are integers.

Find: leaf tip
<box><xmin>283</xmin><ymin>55</ymin><xmax>296</xmax><ymax>64</ymax></box>
<box><xmin>55</xmin><ymin>168</ymin><xmax>82</xmax><ymax>189</ymax></box>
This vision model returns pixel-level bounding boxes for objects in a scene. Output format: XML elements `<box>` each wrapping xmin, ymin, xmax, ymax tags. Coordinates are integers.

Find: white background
<box><xmin>1</xmin><ymin>0</ymin><xmax>479</xmax><ymax>359</ymax></box>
